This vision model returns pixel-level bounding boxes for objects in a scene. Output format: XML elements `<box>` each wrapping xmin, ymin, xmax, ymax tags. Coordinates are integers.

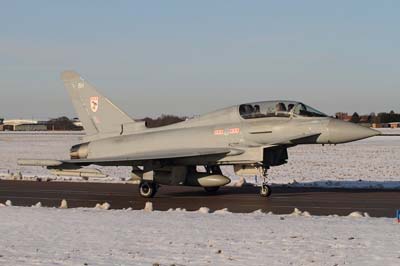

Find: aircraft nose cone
<box><xmin>328</xmin><ymin>119</ymin><xmax>380</xmax><ymax>144</ymax></box>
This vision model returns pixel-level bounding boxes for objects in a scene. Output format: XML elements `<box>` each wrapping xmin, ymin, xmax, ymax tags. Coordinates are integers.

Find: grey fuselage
<box><xmin>76</xmin><ymin>103</ymin><xmax>379</xmax><ymax>167</ymax></box>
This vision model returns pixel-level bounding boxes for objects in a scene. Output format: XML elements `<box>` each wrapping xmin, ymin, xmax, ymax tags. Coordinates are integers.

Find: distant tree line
<box><xmin>47</xmin><ymin>117</ymin><xmax>83</xmax><ymax>131</ymax></box>
<box><xmin>349</xmin><ymin>111</ymin><xmax>400</xmax><ymax>124</ymax></box>
<box><xmin>45</xmin><ymin>114</ymin><xmax>186</xmax><ymax>131</ymax></box>
<box><xmin>374</xmin><ymin>111</ymin><xmax>400</xmax><ymax>123</ymax></box>
<box><xmin>140</xmin><ymin>114</ymin><xmax>187</xmax><ymax>128</ymax></box>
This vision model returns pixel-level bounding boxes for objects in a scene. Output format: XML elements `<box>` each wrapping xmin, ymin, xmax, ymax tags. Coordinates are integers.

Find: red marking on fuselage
<box><xmin>214</xmin><ymin>128</ymin><xmax>240</xmax><ymax>136</ymax></box>
<box><xmin>214</xmin><ymin>129</ymin><xmax>225</xmax><ymax>136</ymax></box>
<box><xmin>229</xmin><ymin>128</ymin><xmax>240</xmax><ymax>134</ymax></box>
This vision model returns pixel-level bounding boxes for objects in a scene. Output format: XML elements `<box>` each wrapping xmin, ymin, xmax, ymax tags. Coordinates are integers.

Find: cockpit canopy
<box><xmin>239</xmin><ymin>101</ymin><xmax>327</xmax><ymax>119</ymax></box>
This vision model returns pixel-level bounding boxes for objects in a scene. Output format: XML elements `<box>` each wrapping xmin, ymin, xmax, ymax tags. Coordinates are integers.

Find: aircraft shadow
<box><xmin>163</xmin><ymin>180</ymin><xmax>400</xmax><ymax>197</ymax></box>
<box><xmin>284</xmin><ymin>180</ymin><xmax>400</xmax><ymax>191</ymax></box>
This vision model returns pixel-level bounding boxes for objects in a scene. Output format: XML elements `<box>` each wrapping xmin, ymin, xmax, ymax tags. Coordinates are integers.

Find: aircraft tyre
<box><xmin>260</xmin><ymin>184</ymin><xmax>272</xmax><ymax>197</ymax></box>
<box><xmin>204</xmin><ymin>186</ymin><xmax>220</xmax><ymax>193</ymax></box>
<box><xmin>139</xmin><ymin>181</ymin><xmax>157</xmax><ymax>198</ymax></box>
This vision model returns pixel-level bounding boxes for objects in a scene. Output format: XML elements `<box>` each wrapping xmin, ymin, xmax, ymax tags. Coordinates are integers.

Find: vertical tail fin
<box><xmin>61</xmin><ymin>71</ymin><xmax>135</xmax><ymax>136</ymax></box>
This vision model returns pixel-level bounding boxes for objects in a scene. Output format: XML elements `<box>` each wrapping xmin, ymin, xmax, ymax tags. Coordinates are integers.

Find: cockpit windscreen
<box><xmin>239</xmin><ymin>101</ymin><xmax>327</xmax><ymax>119</ymax></box>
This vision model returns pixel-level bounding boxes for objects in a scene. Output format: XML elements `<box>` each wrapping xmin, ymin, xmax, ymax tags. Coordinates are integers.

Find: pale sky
<box><xmin>1</xmin><ymin>1</ymin><xmax>399</xmax><ymax>119</ymax></box>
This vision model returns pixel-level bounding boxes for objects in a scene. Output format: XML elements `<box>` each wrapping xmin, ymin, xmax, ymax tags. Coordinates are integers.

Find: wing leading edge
<box><xmin>18</xmin><ymin>148</ymin><xmax>237</xmax><ymax>167</ymax></box>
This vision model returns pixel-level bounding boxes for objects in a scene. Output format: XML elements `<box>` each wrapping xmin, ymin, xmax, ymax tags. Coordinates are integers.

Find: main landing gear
<box><xmin>139</xmin><ymin>181</ymin><xmax>158</xmax><ymax>198</ymax></box>
<box><xmin>259</xmin><ymin>167</ymin><xmax>272</xmax><ymax>198</ymax></box>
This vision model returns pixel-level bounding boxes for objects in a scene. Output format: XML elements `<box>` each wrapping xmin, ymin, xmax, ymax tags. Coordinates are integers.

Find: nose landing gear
<box><xmin>259</xmin><ymin>167</ymin><xmax>272</xmax><ymax>198</ymax></box>
<box><xmin>260</xmin><ymin>183</ymin><xmax>272</xmax><ymax>197</ymax></box>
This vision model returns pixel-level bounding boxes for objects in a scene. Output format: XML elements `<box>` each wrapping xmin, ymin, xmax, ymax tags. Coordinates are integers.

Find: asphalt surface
<box><xmin>0</xmin><ymin>180</ymin><xmax>399</xmax><ymax>217</ymax></box>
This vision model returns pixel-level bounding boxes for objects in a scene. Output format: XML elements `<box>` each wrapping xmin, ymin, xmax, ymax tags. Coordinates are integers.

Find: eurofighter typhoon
<box><xmin>18</xmin><ymin>71</ymin><xmax>380</xmax><ymax>198</ymax></box>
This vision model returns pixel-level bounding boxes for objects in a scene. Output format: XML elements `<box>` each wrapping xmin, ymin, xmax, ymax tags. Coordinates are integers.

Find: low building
<box><xmin>14</xmin><ymin>124</ymin><xmax>47</xmax><ymax>131</ymax></box>
<box><xmin>372</xmin><ymin>123</ymin><xmax>390</xmax><ymax>128</ymax></box>
<box><xmin>389</xmin><ymin>122</ymin><xmax>400</xmax><ymax>129</ymax></box>
<box><xmin>4</xmin><ymin>119</ymin><xmax>38</xmax><ymax>125</ymax></box>
<box><xmin>3</xmin><ymin>119</ymin><xmax>39</xmax><ymax>131</ymax></box>
<box><xmin>72</xmin><ymin>118</ymin><xmax>83</xmax><ymax>127</ymax></box>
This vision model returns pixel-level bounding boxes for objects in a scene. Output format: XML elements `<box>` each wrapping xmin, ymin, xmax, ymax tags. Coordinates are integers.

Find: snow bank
<box><xmin>0</xmin><ymin>207</ymin><xmax>398</xmax><ymax>266</ymax></box>
<box><xmin>59</xmin><ymin>199</ymin><xmax>68</xmax><ymax>209</ymax></box>
<box><xmin>32</xmin><ymin>202</ymin><xmax>42</xmax><ymax>208</ymax></box>
<box><xmin>198</xmin><ymin>207</ymin><xmax>210</xmax><ymax>214</ymax></box>
<box><xmin>94</xmin><ymin>202</ymin><xmax>111</xmax><ymax>210</ymax></box>
<box><xmin>289</xmin><ymin>208</ymin><xmax>312</xmax><ymax>217</ymax></box>
<box><xmin>144</xmin><ymin>202</ymin><xmax>153</xmax><ymax>212</ymax></box>
<box><xmin>214</xmin><ymin>208</ymin><xmax>231</xmax><ymax>214</ymax></box>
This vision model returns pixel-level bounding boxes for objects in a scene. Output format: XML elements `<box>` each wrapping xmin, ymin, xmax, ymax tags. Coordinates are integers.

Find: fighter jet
<box><xmin>18</xmin><ymin>71</ymin><xmax>381</xmax><ymax>198</ymax></box>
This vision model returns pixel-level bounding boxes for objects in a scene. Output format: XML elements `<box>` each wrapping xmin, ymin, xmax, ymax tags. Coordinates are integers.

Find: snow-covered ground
<box><xmin>1</xmin><ymin>129</ymin><xmax>400</xmax><ymax>188</ymax></box>
<box><xmin>0</xmin><ymin>205</ymin><xmax>399</xmax><ymax>266</ymax></box>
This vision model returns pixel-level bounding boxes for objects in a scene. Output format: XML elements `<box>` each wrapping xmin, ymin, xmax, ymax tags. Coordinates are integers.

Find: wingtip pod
<box><xmin>61</xmin><ymin>70</ymin><xmax>81</xmax><ymax>82</ymax></box>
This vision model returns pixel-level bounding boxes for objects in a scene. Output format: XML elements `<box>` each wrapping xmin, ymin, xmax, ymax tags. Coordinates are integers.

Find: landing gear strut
<box><xmin>139</xmin><ymin>181</ymin><xmax>158</xmax><ymax>198</ymax></box>
<box><xmin>259</xmin><ymin>167</ymin><xmax>272</xmax><ymax>198</ymax></box>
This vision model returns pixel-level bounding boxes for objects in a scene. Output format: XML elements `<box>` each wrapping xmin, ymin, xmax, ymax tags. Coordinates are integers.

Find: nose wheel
<box><xmin>139</xmin><ymin>181</ymin><xmax>158</xmax><ymax>198</ymax></box>
<box><xmin>260</xmin><ymin>183</ymin><xmax>272</xmax><ymax>197</ymax></box>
